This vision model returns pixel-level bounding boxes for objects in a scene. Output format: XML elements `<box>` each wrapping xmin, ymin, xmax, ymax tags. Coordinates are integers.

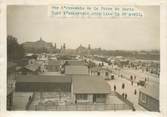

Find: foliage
<box><xmin>7</xmin><ymin>35</ymin><xmax>25</xmax><ymax>61</ymax></box>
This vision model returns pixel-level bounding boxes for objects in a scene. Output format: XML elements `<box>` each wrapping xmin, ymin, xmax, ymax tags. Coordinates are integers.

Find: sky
<box><xmin>7</xmin><ymin>6</ymin><xmax>160</xmax><ymax>50</ymax></box>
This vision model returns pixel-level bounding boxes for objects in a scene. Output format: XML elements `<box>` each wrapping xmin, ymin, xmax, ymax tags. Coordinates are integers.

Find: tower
<box><xmin>40</xmin><ymin>37</ymin><xmax>42</xmax><ymax>41</ymax></box>
<box><xmin>54</xmin><ymin>43</ymin><xmax>57</xmax><ymax>49</ymax></box>
<box><xmin>63</xmin><ymin>43</ymin><xmax>66</xmax><ymax>50</ymax></box>
<box><xmin>88</xmin><ymin>44</ymin><xmax>91</xmax><ymax>55</ymax></box>
<box><xmin>88</xmin><ymin>44</ymin><xmax>91</xmax><ymax>50</ymax></box>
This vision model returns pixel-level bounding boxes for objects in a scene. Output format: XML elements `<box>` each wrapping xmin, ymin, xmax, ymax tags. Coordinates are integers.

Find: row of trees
<box><xmin>7</xmin><ymin>35</ymin><xmax>25</xmax><ymax>61</ymax></box>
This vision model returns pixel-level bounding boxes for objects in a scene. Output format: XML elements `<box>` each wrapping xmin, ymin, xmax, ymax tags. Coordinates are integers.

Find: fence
<box><xmin>35</xmin><ymin>103</ymin><xmax>132</xmax><ymax>111</ymax></box>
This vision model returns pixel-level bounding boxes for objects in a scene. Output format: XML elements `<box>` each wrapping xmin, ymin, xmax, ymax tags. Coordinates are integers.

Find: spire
<box><xmin>38</xmin><ymin>37</ymin><xmax>45</xmax><ymax>43</ymax></box>
<box><xmin>63</xmin><ymin>43</ymin><xmax>66</xmax><ymax>50</ymax></box>
<box><xmin>54</xmin><ymin>43</ymin><xmax>57</xmax><ymax>49</ymax></box>
<box><xmin>88</xmin><ymin>44</ymin><xmax>91</xmax><ymax>50</ymax></box>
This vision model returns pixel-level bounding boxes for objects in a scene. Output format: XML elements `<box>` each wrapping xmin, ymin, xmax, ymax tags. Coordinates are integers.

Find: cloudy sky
<box><xmin>7</xmin><ymin>6</ymin><xmax>159</xmax><ymax>50</ymax></box>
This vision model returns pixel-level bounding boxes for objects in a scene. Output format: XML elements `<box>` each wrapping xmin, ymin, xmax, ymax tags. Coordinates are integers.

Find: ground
<box><xmin>12</xmin><ymin>92</ymin><xmax>33</xmax><ymax>110</ymax></box>
<box><xmin>107</xmin><ymin>78</ymin><xmax>146</xmax><ymax>111</ymax></box>
<box><xmin>106</xmin><ymin>66</ymin><xmax>159</xmax><ymax>111</ymax></box>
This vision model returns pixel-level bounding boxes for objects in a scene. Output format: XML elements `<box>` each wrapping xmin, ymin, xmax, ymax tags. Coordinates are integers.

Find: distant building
<box><xmin>22</xmin><ymin>38</ymin><xmax>53</xmax><ymax>53</ymax></box>
<box><xmin>138</xmin><ymin>82</ymin><xmax>159</xmax><ymax>111</ymax></box>
<box><xmin>88</xmin><ymin>44</ymin><xmax>91</xmax><ymax>50</ymax></box>
<box><xmin>63</xmin><ymin>43</ymin><xmax>66</xmax><ymax>50</ymax></box>
<box><xmin>7</xmin><ymin>62</ymin><xmax>17</xmax><ymax>110</ymax></box>
<box><xmin>60</xmin><ymin>43</ymin><xmax>66</xmax><ymax>54</ymax></box>
<box><xmin>46</xmin><ymin>60</ymin><xmax>64</xmax><ymax>72</ymax></box>
<box><xmin>76</xmin><ymin>45</ymin><xmax>88</xmax><ymax>55</ymax></box>
<box><xmin>88</xmin><ymin>44</ymin><xmax>91</xmax><ymax>55</ymax></box>
<box><xmin>54</xmin><ymin>43</ymin><xmax>57</xmax><ymax>49</ymax></box>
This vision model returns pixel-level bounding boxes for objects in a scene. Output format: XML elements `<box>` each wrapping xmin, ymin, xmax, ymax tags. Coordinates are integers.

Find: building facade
<box><xmin>7</xmin><ymin>62</ymin><xmax>17</xmax><ymax>110</ymax></box>
<box><xmin>15</xmin><ymin>75</ymin><xmax>71</xmax><ymax>92</ymax></box>
<box><xmin>138</xmin><ymin>83</ymin><xmax>159</xmax><ymax>111</ymax></box>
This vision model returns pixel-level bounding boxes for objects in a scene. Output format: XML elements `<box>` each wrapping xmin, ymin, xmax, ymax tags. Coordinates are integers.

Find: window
<box><xmin>76</xmin><ymin>94</ymin><xmax>88</xmax><ymax>100</ymax></box>
<box><xmin>93</xmin><ymin>94</ymin><xmax>106</xmax><ymax>103</ymax></box>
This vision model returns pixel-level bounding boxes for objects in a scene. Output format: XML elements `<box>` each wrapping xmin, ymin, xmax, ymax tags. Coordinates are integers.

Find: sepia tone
<box><xmin>7</xmin><ymin>5</ymin><xmax>160</xmax><ymax>111</ymax></box>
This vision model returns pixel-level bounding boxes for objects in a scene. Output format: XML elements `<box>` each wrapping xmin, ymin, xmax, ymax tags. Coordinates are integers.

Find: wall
<box><xmin>15</xmin><ymin>82</ymin><xmax>71</xmax><ymax>92</ymax></box>
<box><xmin>138</xmin><ymin>91</ymin><xmax>159</xmax><ymax>111</ymax></box>
<box><xmin>47</xmin><ymin>65</ymin><xmax>60</xmax><ymax>72</ymax></box>
<box><xmin>93</xmin><ymin>94</ymin><xmax>106</xmax><ymax>103</ymax></box>
<box><xmin>75</xmin><ymin>94</ymin><xmax>93</xmax><ymax>104</ymax></box>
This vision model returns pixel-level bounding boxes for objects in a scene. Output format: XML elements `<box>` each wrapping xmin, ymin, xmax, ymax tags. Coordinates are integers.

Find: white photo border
<box><xmin>0</xmin><ymin>0</ymin><xmax>167</xmax><ymax>117</ymax></box>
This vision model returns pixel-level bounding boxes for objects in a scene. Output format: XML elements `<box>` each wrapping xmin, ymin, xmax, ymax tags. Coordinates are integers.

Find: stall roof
<box><xmin>72</xmin><ymin>76</ymin><xmax>111</xmax><ymax>94</ymax></box>
<box><xmin>65</xmin><ymin>60</ymin><xmax>86</xmax><ymax>66</ymax></box>
<box><xmin>16</xmin><ymin>75</ymin><xmax>72</xmax><ymax>83</ymax></box>
<box><xmin>65</xmin><ymin>65</ymin><xmax>89</xmax><ymax>75</ymax></box>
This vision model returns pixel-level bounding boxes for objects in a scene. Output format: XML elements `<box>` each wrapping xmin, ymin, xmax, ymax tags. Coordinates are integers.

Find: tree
<box><xmin>7</xmin><ymin>35</ymin><xmax>25</xmax><ymax>61</ymax></box>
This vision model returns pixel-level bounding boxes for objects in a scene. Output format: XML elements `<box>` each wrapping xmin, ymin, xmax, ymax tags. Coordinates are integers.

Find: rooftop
<box><xmin>24</xmin><ymin>63</ymin><xmax>41</xmax><ymax>72</ymax></box>
<box><xmin>65</xmin><ymin>60</ymin><xmax>86</xmax><ymax>66</ymax></box>
<box><xmin>16</xmin><ymin>75</ymin><xmax>72</xmax><ymax>83</ymax></box>
<box><xmin>72</xmin><ymin>76</ymin><xmax>111</xmax><ymax>94</ymax></box>
<box><xmin>65</xmin><ymin>65</ymin><xmax>89</xmax><ymax>75</ymax></box>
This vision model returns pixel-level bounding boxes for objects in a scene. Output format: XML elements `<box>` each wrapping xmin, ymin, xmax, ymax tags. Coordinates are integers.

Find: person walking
<box><xmin>122</xmin><ymin>93</ymin><xmax>125</xmax><ymax>98</ymax></box>
<box><xmin>125</xmin><ymin>93</ymin><xmax>127</xmax><ymax>99</ymax></box>
<box><xmin>114</xmin><ymin>85</ymin><xmax>116</xmax><ymax>91</ymax></box>
<box><xmin>145</xmin><ymin>77</ymin><xmax>147</xmax><ymax>82</ymax></box>
<box><xmin>130</xmin><ymin>75</ymin><xmax>133</xmax><ymax>81</ymax></box>
<box><xmin>134</xmin><ymin>89</ymin><xmax>137</xmax><ymax>95</ymax></box>
<box><xmin>131</xmin><ymin>81</ymin><xmax>133</xmax><ymax>86</ymax></box>
<box><xmin>122</xmin><ymin>83</ymin><xmax>125</xmax><ymax>89</ymax></box>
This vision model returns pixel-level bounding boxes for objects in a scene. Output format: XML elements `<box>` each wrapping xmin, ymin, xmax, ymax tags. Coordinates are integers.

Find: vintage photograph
<box><xmin>7</xmin><ymin>5</ymin><xmax>160</xmax><ymax>111</ymax></box>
